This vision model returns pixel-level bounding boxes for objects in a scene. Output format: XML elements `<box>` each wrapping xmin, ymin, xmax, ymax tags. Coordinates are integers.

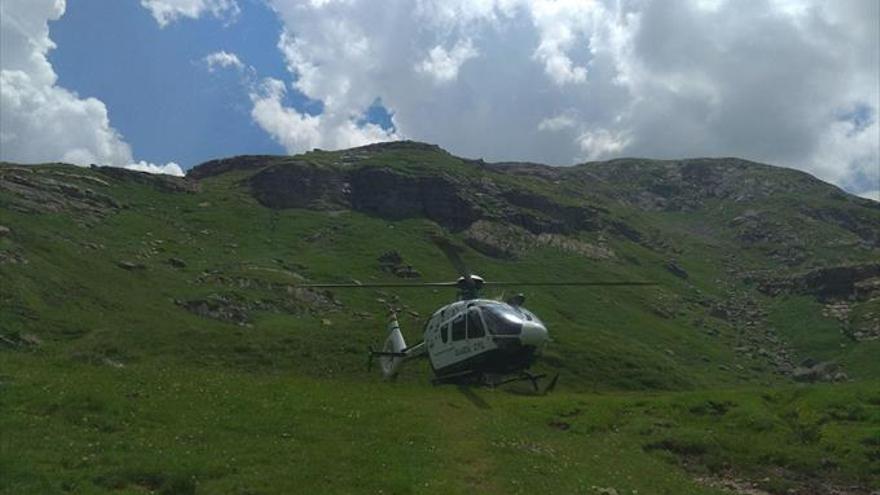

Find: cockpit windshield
<box><xmin>517</xmin><ymin>307</ymin><xmax>543</xmax><ymax>326</ymax></box>
<box><xmin>479</xmin><ymin>303</ymin><xmax>524</xmax><ymax>335</ymax></box>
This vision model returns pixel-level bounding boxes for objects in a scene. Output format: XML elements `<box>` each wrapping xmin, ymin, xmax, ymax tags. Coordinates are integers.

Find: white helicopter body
<box><xmin>376</xmin><ymin>296</ymin><xmax>550</xmax><ymax>385</ymax></box>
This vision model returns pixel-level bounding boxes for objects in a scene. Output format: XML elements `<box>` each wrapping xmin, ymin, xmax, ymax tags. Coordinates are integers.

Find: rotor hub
<box><xmin>456</xmin><ymin>274</ymin><xmax>485</xmax><ymax>299</ymax></box>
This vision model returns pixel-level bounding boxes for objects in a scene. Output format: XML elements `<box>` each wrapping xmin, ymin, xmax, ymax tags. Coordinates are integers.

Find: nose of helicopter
<box><xmin>519</xmin><ymin>321</ymin><xmax>549</xmax><ymax>347</ymax></box>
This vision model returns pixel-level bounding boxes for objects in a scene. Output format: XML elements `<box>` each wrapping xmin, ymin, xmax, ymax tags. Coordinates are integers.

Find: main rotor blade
<box><xmin>294</xmin><ymin>281</ymin><xmax>655</xmax><ymax>288</ymax></box>
<box><xmin>482</xmin><ymin>281</ymin><xmax>656</xmax><ymax>287</ymax></box>
<box><xmin>430</xmin><ymin>235</ymin><xmax>471</xmax><ymax>280</ymax></box>
<box><xmin>293</xmin><ymin>281</ymin><xmax>458</xmax><ymax>288</ymax></box>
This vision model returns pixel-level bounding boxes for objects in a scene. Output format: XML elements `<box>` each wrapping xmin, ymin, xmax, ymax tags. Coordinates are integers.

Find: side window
<box><xmin>467</xmin><ymin>309</ymin><xmax>485</xmax><ymax>338</ymax></box>
<box><xmin>441</xmin><ymin>324</ymin><xmax>449</xmax><ymax>343</ymax></box>
<box><xmin>451</xmin><ymin>315</ymin><xmax>466</xmax><ymax>341</ymax></box>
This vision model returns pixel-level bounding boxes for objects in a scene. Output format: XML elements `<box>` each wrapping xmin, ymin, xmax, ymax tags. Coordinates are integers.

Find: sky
<box><xmin>0</xmin><ymin>0</ymin><xmax>877</xmax><ymax>200</ymax></box>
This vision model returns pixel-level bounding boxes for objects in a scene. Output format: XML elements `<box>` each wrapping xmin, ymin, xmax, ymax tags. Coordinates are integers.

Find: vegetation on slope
<box><xmin>2</xmin><ymin>142</ymin><xmax>878</xmax><ymax>493</ymax></box>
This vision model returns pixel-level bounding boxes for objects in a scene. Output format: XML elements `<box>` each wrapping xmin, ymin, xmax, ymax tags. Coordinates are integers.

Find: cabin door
<box><xmin>449</xmin><ymin>313</ymin><xmax>473</xmax><ymax>365</ymax></box>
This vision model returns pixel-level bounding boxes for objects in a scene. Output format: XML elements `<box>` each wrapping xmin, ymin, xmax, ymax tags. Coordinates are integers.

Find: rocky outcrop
<box><xmin>248</xmin><ymin>162</ymin><xmax>484</xmax><ymax>231</ymax></box>
<box><xmin>822</xmin><ymin>301</ymin><xmax>880</xmax><ymax>341</ymax></box>
<box><xmin>792</xmin><ymin>360</ymin><xmax>848</xmax><ymax>383</ymax></box>
<box><xmin>582</xmin><ymin>157</ymin><xmax>835</xmax><ymax>211</ymax></box>
<box><xmin>707</xmin><ymin>292</ymin><xmax>796</xmax><ymax>376</ymax></box>
<box><xmin>0</xmin><ymin>166</ymin><xmax>121</xmax><ymax>215</ymax></box>
<box><xmin>244</xmin><ymin>157</ymin><xmax>645</xmax><ymax>240</ymax></box>
<box><xmin>463</xmin><ymin>221</ymin><xmax>533</xmax><ymax>258</ymax></box>
<box><xmin>250</xmin><ymin>161</ymin><xmax>348</xmax><ymax>210</ymax></box>
<box><xmin>800</xmin><ymin>205</ymin><xmax>880</xmax><ymax>247</ymax></box>
<box><xmin>185</xmin><ymin>155</ymin><xmax>278</xmax><ymax>180</ymax></box>
<box><xmin>92</xmin><ymin>166</ymin><xmax>198</xmax><ymax>193</ymax></box>
<box><xmin>755</xmin><ymin>263</ymin><xmax>880</xmax><ymax>300</ymax></box>
<box><xmin>176</xmin><ymin>294</ymin><xmax>252</xmax><ymax>325</ymax></box>
<box><xmin>499</xmin><ymin>189</ymin><xmax>604</xmax><ymax>233</ymax></box>
<box><xmin>463</xmin><ymin>220</ymin><xmax>615</xmax><ymax>260</ymax></box>
<box><xmin>377</xmin><ymin>250</ymin><xmax>421</xmax><ymax>278</ymax></box>
<box><xmin>0</xmin><ymin>163</ymin><xmax>194</xmax><ymax>218</ymax></box>
<box><xmin>348</xmin><ymin>167</ymin><xmax>482</xmax><ymax>231</ymax></box>
<box><xmin>665</xmin><ymin>260</ymin><xmax>689</xmax><ymax>279</ymax></box>
<box><xmin>117</xmin><ymin>260</ymin><xmax>146</xmax><ymax>271</ymax></box>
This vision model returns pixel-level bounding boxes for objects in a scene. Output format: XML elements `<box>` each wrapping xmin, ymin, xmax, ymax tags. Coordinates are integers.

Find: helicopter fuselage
<box><xmin>421</xmin><ymin>298</ymin><xmax>549</xmax><ymax>381</ymax></box>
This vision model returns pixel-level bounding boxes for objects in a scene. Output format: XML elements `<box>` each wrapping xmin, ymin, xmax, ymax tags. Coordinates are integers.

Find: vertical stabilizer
<box><xmin>379</xmin><ymin>313</ymin><xmax>407</xmax><ymax>379</ymax></box>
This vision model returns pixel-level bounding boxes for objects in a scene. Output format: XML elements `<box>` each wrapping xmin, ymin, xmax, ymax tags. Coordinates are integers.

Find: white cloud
<box><xmin>808</xmin><ymin>115</ymin><xmax>879</xmax><ymax>194</ymax></box>
<box><xmin>0</xmin><ymin>0</ymin><xmax>184</xmax><ymax>175</ymax></box>
<box><xmin>577</xmin><ymin>128</ymin><xmax>629</xmax><ymax>161</ymax></box>
<box><xmin>528</xmin><ymin>0</ymin><xmax>597</xmax><ymax>85</ymax></box>
<box><xmin>0</xmin><ymin>0</ymin><xmax>132</xmax><ymax>167</ymax></box>
<box><xmin>204</xmin><ymin>50</ymin><xmax>244</xmax><ymax>71</ymax></box>
<box><xmin>538</xmin><ymin>113</ymin><xmax>577</xmax><ymax>132</ymax></box>
<box><xmin>858</xmin><ymin>190</ymin><xmax>879</xmax><ymax>202</ymax></box>
<box><xmin>416</xmin><ymin>39</ymin><xmax>478</xmax><ymax>84</ymax></box>
<box><xmin>249</xmin><ymin>78</ymin><xmax>396</xmax><ymax>153</ymax></box>
<box><xmin>123</xmin><ymin>161</ymin><xmax>185</xmax><ymax>176</ymax></box>
<box><xmin>257</xmin><ymin>0</ymin><xmax>877</xmax><ymax>195</ymax></box>
<box><xmin>140</xmin><ymin>0</ymin><xmax>240</xmax><ymax>27</ymax></box>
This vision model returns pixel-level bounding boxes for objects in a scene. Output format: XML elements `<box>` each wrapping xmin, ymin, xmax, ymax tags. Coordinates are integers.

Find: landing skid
<box><xmin>433</xmin><ymin>370</ymin><xmax>559</xmax><ymax>394</ymax></box>
<box><xmin>486</xmin><ymin>371</ymin><xmax>559</xmax><ymax>394</ymax></box>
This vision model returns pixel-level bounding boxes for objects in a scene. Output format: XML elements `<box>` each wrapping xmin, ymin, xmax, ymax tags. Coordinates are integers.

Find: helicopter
<box><xmin>297</xmin><ymin>237</ymin><xmax>654</xmax><ymax>392</ymax></box>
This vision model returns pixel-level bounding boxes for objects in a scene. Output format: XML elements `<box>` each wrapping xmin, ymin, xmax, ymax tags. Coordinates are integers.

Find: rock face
<box><xmin>237</xmin><ymin>153</ymin><xmax>641</xmax><ymax>241</ymax></box>
<box><xmin>349</xmin><ymin>167</ymin><xmax>482</xmax><ymax>231</ymax></box>
<box><xmin>792</xmin><ymin>361</ymin><xmax>847</xmax><ymax>383</ymax></box>
<box><xmin>249</xmin><ymin>162</ymin><xmax>483</xmax><ymax>231</ymax></box>
<box><xmin>0</xmin><ymin>166</ymin><xmax>120</xmax><ymax>215</ymax></box>
<box><xmin>0</xmin><ymin>164</ymin><xmax>196</xmax><ymax>219</ymax></box>
<box><xmin>463</xmin><ymin>220</ymin><xmax>614</xmax><ymax>260</ymax></box>
<box><xmin>756</xmin><ymin>263</ymin><xmax>880</xmax><ymax>300</ymax></box>
<box><xmin>250</xmin><ymin>161</ymin><xmax>348</xmax><ymax>210</ymax></box>
<box><xmin>801</xmin><ymin>205</ymin><xmax>880</xmax><ymax>247</ymax></box>
<box><xmin>185</xmin><ymin>155</ymin><xmax>279</xmax><ymax>180</ymax></box>
<box><xmin>92</xmin><ymin>166</ymin><xmax>198</xmax><ymax>194</ymax></box>
<box><xmin>582</xmin><ymin>157</ymin><xmax>837</xmax><ymax>211</ymax></box>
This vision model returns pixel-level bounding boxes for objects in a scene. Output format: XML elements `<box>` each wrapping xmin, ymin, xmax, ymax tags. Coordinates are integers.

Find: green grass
<box><xmin>2</xmin><ymin>353</ymin><xmax>878</xmax><ymax>494</ymax></box>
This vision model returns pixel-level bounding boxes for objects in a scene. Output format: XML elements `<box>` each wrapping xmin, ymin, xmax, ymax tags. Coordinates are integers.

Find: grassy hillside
<box><xmin>2</xmin><ymin>142</ymin><xmax>879</xmax><ymax>493</ymax></box>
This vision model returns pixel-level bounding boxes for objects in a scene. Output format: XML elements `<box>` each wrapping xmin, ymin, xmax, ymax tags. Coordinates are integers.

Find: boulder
<box><xmin>378</xmin><ymin>250</ymin><xmax>404</xmax><ymax>265</ymax></box>
<box><xmin>378</xmin><ymin>250</ymin><xmax>421</xmax><ymax>278</ymax></box>
<box><xmin>167</xmin><ymin>257</ymin><xmax>187</xmax><ymax>268</ymax></box>
<box><xmin>117</xmin><ymin>261</ymin><xmax>146</xmax><ymax>271</ymax></box>
<box><xmin>666</xmin><ymin>260</ymin><xmax>689</xmax><ymax>279</ymax></box>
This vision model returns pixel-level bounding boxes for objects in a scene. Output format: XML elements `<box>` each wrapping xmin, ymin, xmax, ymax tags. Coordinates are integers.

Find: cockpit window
<box><xmin>467</xmin><ymin>309</ymin><xmax>485</xmax><ymax>338</ymax></box>
<box><xmin>480</xmin><ymin>303</ymin><xmax>523</xmax><ymax>335</ymax></box>
<box><xmin>517</xmin><ymin>308</ymin><xmax>542</xmax><ymax>326</ymax></box>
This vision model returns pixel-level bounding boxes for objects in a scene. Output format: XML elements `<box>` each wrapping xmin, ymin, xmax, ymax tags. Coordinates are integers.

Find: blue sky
<box><xmin>0</xmin><ymin>0</ymin><xmax>877</xmax><ymax>199</ymax></box>
<box><xmin>49</xmin><ymin>0</ymin><xmax>288</xmax><ymax>168</ymax></box>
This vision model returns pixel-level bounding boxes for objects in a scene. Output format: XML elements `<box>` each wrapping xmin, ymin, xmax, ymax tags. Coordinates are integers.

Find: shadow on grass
<box><xmin>457</xmin><ymin>385</ymin><xmax>492</xmax><ymax>409</ymax></box>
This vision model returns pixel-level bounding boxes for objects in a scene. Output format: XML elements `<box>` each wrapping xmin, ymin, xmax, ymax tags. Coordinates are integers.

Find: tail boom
<box><xmin>370</xmin><ymin>313</ymin><xmax>424</xmax><ymax>379</ymax></box>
